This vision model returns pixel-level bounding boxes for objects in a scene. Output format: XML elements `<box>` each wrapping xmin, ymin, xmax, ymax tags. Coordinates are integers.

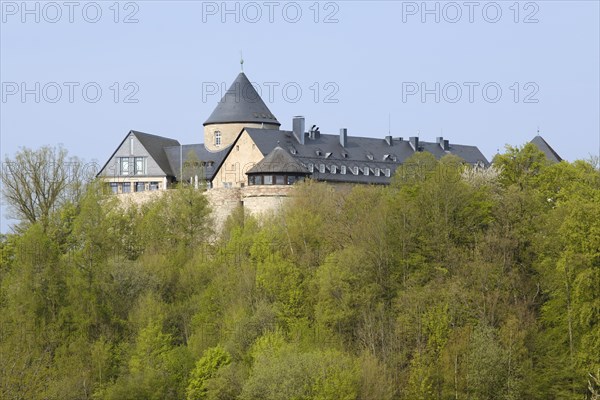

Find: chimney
<box><xmin>309</xmin><ymin>126</ymin><xmax>320</xmax><ymax>140</ymax></box>
<box><xmin>293</xmin><ymin>116</ymin><xmax>305</xmax><ymax>145</ymax></box>
<box><xmin>437</xmin><ymin>136</ymin><xmax>450</xmax><ymax>151</ymax></box>
<box><xmin>385</xmin><ymin>135</ymin><xmax>393</xmax><ymax>146</ymax></box>
<box><xmin>409</xmin><ymin>136</ymin><xmax>419</xmax><ymax>151</ymax></box>
<box><xmin>340</xmin><ymin>128</ymin><xmax>348</xmax><ymax>147</ymax></box>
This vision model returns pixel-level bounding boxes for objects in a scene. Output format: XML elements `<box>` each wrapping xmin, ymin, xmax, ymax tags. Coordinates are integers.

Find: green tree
<box><xmin>186</xmin><ymin>345</ymin><xmax>232</xmax><ymax>400</ymax></box>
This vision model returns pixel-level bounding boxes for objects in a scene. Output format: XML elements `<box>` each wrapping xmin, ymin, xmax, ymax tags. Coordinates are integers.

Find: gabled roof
<box><xmin>530</xmin><ymin>135</ymin><xmax>562</xmax><ymax>163</ymax></box>
<box><xmin>203</xmin><ymin>72</ymin><xmax>280</xmax><ymax>126</ymax></box>
<box><xmin>163</xmin><ymin>143</ymin><xmax>230</xmax><ymax>181</ymax></box>
<box><xmin>237</xmin><ymin>128</ymin><xmax>489</xmax><ymax>184</ymax></box>
<box><xmin>247</xmin><ymin>146</ymin><xmax>310</xmax><ymax>175</ymax></box>
<box><xmin>97</xmin><ymin>130</ymin><xmax>180</xmax><ymax>177</ymax></box>
<box><xmin>243</xmin><ymin>128</ymin><xmax>489</xmax><ymax>166</ymax></box>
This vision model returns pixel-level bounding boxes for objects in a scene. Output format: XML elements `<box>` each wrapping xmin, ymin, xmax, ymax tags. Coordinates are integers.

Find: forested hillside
<box><xmin>1</xmin><ymin>144</ymin><xmax>599</xmax><ymax>399</ymax></box>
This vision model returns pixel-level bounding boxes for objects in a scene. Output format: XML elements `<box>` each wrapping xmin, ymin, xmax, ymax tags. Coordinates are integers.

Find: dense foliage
<box><xmin>1</xmin><ymin>144</ymin><xmax>599</xmax><ymax>399</ymax></box>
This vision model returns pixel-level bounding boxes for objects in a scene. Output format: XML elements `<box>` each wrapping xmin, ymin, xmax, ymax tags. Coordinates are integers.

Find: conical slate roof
<box><xmin>530</xmin><ymin>135</ymin><xmax>562</xmax><ymax>163</ymax></box>
<box><xmin>203</xmin><ymin>72</ymin><xmax>280</xmax><ymax>126</ymax></box>
<box><xmin>246</xmin><ymin>146</ymin><xmax>310</xmax><ymax>175</ymax></box>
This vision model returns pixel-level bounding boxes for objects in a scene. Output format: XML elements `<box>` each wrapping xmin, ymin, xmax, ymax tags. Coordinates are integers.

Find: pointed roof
<box><xmin>246</xmin><ymin>146</ymin><xmax>309</xmax><ymax>175</ymax></box>
<box><xmin>97</xmin><ymin>130</ymin><xmax>180</xmax><ymax>177</ymax></box>
<box><xmin>203</xmin><ymin>72</ymin><xmax>280</xmax><ymax>126</ymax></box>
<box><xmin>530</xmin><ymin>135</ymin><xmax>562</xmax><ymax>163</ymax></box>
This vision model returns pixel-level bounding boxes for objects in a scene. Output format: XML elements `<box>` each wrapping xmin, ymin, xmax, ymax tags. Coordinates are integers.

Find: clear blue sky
<box><xmin>1</xmin><ymin>1</ymin><xmax>599</xmax><ymax>232</ymax></box>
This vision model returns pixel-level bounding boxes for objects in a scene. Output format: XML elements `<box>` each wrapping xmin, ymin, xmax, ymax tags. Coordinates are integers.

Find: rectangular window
<box><xmin>275</xmin><ymin>175</ymin><xmax>285</xmax><ymax>185</ymax></box>
<box><xmin>255</xmin><ymin>176</ymin><xmax>263</xmax><ymax>185</ymax></box>
<box><xmin>308</xmin><ymin>163</ymin><xmax>314</xmax><ymax>173</ymax></box>
<box><xmin>135</xmin><ymin>182</ymin><xmax>145</xmax><ymax>192</ymax></box>
<box><xmin>330</xmin><ymin>165</ymin><xmax>337</xmax><ymax>174</ymax></box>
<box><xmin>149</xmin><ymin>182</ymin><xmax>159</xmax><ymax>191</ymax></box>
<box><xmin>264</xmin><ymin>175</ymin><xmax>273</xmax><ymax>185</ymax></box>
<box><xmin>135</xmin><ymin>157</ymin><xmax>145</xmax><ymax>175</ymax></box>
<box><xmin>374</xmin><ymin>168</ymin><xmax>380</xmax><ymax>176</ymax></box>
<box><xmin>384</xmin><ymin>168</ymin><xmax>391</xmax><ymax>177</ymax></box>
<box><xmin>340</xmin><ymin>165</ymin><xmax>346</xmax><ymax>174</ymax></box>
<box><xmin>122</xmin><ymin>182</ymin><xmax>131</xmax><ymax>193</ymax></box>
<box><xmin>110</xmin><ymin>182</ymin><xmax>118</xmax><ymax>194</ymax></box>
<box><xmin>120</xmin><ymin>158</ymin><xmax>130</xmax><ymax>175</ymax></box>
<box><xmin>287</xmin><ymin>176</ymin><xmax>297</xmax><ymax>185</ymax></box>
<box><xmin>364</xmin><ymin>166</ymin><xmax>369</xmax><ymax>176</ymax></box>
<box><xmin>353</xmin><ymin>166</ymin><xmax>359</xmax><ymax>175</ymax></box>
<box><xmin>319</xmin><ymin>164</ymin><xmax>325</xmax><ymax>173</ymax></box>
<box><xmin>249</xmin><ymin>176</ymin><xmax>256</xmax><ymax>185</ymax></box>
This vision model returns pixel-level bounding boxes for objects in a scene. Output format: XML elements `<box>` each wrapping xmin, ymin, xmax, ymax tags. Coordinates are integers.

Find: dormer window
<box><xmin>341</xmin><ymin>165</ymin><xmax>346</xmax><ymax>174</ymax></box>
<box><xmin>214</xmin><ymin>131</ymin><xmax>221</xmax><ymax>146</ymax></box>
<box><xmin>363</xmin><ymin>166</ymin><xmax>369</xmax><ymax>175</ymax></box>
<box><xmin>319</xmin><ymin>164</ymin><xmax>325</xmax><ymax>173</ymax></box>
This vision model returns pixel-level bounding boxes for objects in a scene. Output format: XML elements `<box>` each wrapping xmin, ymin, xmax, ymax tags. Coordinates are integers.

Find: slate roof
<box><xmin>203</xmin><ymin>72</ymin><xmax>280</xmax><ymax>126</ymax></box>
<box><xmin>530</xmin><ymin>135</ymin><xmax>562</xmax><ymax>163</ymax></box>
<box><xmin>133</xmin><ymin>131</ymin><xmax>181</xmax><ymax>176</ymax></box>
<box><xmin>227</xmin><ymin>128</ymin><xmax>490</xmax><ymax>184</ymax></box>
<box><xmin>247</xmin><ymin>146</ymin><xmax>310</xmax><ymax>175</ymax></box>
<box><xmin>163</xmin><ymin>144</ymin><xmax>230</xmax><ymax>181</ymax></box>
<box><xmin>97</xmin><ymin>130</ymin><xmax>180</xmax><ymax>177</ymax></box>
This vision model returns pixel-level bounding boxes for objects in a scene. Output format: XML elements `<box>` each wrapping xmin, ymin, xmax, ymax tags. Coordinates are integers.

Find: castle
<box><xmin>97</xmin><ymin>71</ymin><xmax>560</xmax><ymax>222</ymax></box>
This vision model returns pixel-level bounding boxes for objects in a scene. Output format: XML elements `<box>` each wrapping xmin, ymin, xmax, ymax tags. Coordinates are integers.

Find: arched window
<box><xmin>214</xmin><ymin>131</ymin><xmax>221</xmax><ymax>146</ymax></box>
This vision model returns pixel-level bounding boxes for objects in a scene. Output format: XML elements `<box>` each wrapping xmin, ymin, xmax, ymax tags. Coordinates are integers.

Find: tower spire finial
<box><xmin>240</xmin><ymin>50</ymin><xmax>244</xmax><ymax>72</ymax></box>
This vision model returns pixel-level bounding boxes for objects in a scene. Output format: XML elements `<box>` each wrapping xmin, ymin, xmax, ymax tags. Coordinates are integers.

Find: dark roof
<box><xmin>246</xmin><ymin>146</ymin><xmax>310</xmax><ymax>175</ymax></box>
<box><xmin>163</xmin><ymin>144</ymin><xmax>230</xmax><ymax>181</ymax></box>
<box><xmin>97</xmin><ymin>130</ymin><xmax>180</xmax><ymax>177</ymax></box>
<box><xmin>239</xmin><ymin>128</ymin><xmax>489</xmax><ymax>184</ymax></box>
<box><xmin>530</xmin><ymin>135</ymin><xmax>562</xmax><ymax>163</ymax></box>
<box><xmin>133</xmin><ymin>131</ymin><xmax>180</xmax><ymax>176</ymax></box>
<box><xmin>203</xmin><ymin>72</ymin><xmax>280</xmax><ymax>127</ymax></box>
<box><xmin>244</xmin><ymin>128</ymin><xmax>488</xmax><ymax>164</ymax></box>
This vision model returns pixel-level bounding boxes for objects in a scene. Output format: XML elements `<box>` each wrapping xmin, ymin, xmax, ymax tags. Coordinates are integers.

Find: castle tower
<box><xmin>203</xmin><ymin>72</ymin><xmax>280</xmax><ymax>151</ymax></box>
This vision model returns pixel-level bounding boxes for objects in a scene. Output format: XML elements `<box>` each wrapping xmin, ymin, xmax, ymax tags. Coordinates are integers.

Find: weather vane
<box><xmin>240</xmin><ymin>50</ymin><xmax>244</xmax><ymax>72</ymax></box>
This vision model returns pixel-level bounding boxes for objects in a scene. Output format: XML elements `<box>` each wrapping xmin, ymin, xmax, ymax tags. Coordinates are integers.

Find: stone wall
<box><xmin>115</xmin><ymin>189</ymin><xmax>166</xmax><ymax>207</ymax></box>
<box><xmin>114</xmin><ymin>185</ymin><xmax>295</xmax><ymax>234</ymax></box>
<box><xmin>241</xmin><ymin>185</ymin><xmax>295</xmax><ymax>216</ymax></box>
<box><xmin>204</xmin><ymin>122</ymin><xmax>279</xmax><ymax>152</ymax></box>
<box><xmin>212</xmin><ymin>130</ymin><xmax>265</xmax><ymax>189</ymax></box>
<box><xmin>204</xmin><ymin>187</ymin><xmax>243</xmax><ymax>230</ymax></box>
